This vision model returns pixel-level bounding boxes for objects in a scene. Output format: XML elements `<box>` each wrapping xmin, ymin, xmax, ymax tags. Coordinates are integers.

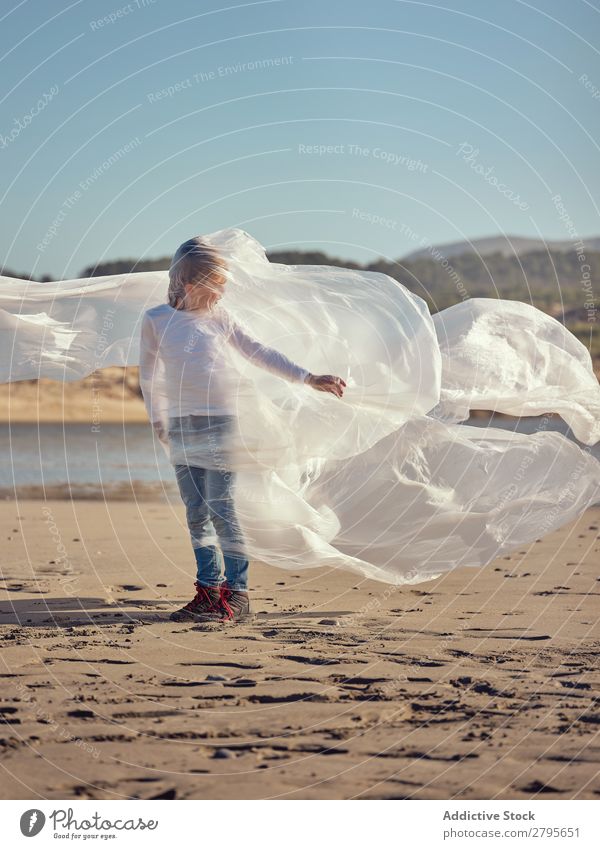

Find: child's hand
<box><xmin>152</xmin><ymin>421</ymin><xmax>167</xmax><ymax>443</ymax></box>
<box><xmin>305</xmin><ymin>373</ymin><xmax>346</xmax><ymax>398</ymax></box>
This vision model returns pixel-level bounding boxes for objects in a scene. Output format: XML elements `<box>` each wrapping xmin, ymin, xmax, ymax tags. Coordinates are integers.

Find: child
<box><xmin>140</xmin><ymin>237</ymin><xmax>345</xmax><ymax>623</ymax></box>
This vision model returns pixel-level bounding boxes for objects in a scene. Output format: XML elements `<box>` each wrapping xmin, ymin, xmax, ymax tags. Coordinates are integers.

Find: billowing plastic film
<box><xmin>1</xmin><ymin>227</ymin><xmax>599</xmax><ymax>584</ymax></box>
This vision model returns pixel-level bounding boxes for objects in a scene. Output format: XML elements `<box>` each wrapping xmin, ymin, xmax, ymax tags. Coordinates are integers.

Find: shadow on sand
<box><xmin>0</xmin><ymin>596</ymin><xmax>355</xmax><ymax>628</ymax></box>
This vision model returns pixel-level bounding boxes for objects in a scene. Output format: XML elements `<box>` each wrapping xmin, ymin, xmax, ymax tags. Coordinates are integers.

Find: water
<box><xmin>1</xmin><ymin>414</ymin><xmax>598</xmax><ymax>500</ymax></box>
<box><xmin>466</xmin><ymin>411</ymin><xmax>600</xmax><ymax>463</ymax></box>
<box><xmin>0</xmin><ymin>422</ymin><xmax>177</xmax><ymax>500</ymax></box>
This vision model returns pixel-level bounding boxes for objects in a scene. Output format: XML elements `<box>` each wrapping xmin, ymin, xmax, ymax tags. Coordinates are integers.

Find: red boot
<box><xmin>170</xmin><ymin>582</ymin><xmax>222</xmax><ymax>622</ymax></box>
<box><xmin>217</xmin><ymin>583</ymin><xmax>254</xmax><ymax>623</ymax></box>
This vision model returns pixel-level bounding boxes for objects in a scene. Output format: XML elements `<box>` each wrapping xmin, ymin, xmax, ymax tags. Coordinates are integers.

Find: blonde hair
<box><xmin>168</xmin><ymin>237</ymin><xmax>226</xmax><ymax>310</ymax></box>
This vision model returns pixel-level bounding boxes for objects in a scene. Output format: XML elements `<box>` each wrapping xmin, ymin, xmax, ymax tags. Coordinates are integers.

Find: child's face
<box><xmin>184</xmin><ymin>263</ymin><xmax>229</xmax><ymax>311</ymax></box>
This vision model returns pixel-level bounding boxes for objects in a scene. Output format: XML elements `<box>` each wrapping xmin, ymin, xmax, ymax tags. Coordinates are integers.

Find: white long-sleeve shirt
<box><xmin>139</xmin><ymin>303</ymin><xmax>310</xmax><ymax>423</ymax></box>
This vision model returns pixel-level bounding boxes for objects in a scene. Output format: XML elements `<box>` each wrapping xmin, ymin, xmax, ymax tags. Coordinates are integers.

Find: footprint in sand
<box><xmin>519</xmin><ymin>779</ymin><xmax>564</xmax><ymax>794</ymax></box>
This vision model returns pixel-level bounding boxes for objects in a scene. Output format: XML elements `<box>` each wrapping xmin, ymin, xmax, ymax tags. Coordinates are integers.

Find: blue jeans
<box><xmin>170</xmin><ymin>414</ymin><xmax>249</xmax><ymax>591</ymax></box>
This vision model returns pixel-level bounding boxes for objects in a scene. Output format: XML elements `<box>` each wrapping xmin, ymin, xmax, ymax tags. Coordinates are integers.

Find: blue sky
<box><xmin>1</xmin><ymin>0</ymin><xmax>599</xmax><ymax>278</ymax></box>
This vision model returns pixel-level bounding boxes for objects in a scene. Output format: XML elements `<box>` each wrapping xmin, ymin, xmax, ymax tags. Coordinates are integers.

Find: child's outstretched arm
<box><xmin>226</xmin><ymin>315</ymin><xmax>345</xmax><ymax>397</ymax></box>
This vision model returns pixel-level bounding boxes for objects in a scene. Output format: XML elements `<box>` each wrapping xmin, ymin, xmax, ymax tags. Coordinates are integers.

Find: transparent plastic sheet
<box><xmin>1</xmin><ymin>226</ymin><xmax>599</xmax><ymax>584</ymax></box>
<box><xmin>430</xmin><ymin>298</ymin><xmax>600</xmax><ymax>444</ymax></box>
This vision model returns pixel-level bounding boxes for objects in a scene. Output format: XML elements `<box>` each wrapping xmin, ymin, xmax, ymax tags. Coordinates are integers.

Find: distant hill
<box><xmin>2</xmin><ymin>237</ymin><xmax>599</xmax><ymax>336</ymax></box>
<box><xmin>81</xmin><ymin>250</ymin><xmax>362</xmax><ymax>278</ymax></box>
<box><xmin>268</xmin><ymin>250</ymin><xmax>363</xmax><ymax>269</ymax></box>
<box><xmin>4</xmin><ymin>243</ymin><xmax>600</xmax><ymax>320</ymax></box>
<box><xmin>4</xmin><ymin>234</ymin><xmax>599</xmax><ymax>282</ymax></box>
<box><xmin>80</xmin><ymin>257</ymin><xmax>172</xmax><ymax>278</ymax></box>
<box><xmin>371</xmin><ymin>248</ymin><xmax>600</xmax><ymax>313</ymax></box>
<box><xmin>0</xmin><ymin>268</ymin><xmax>54</xmax><ymax>282</ymax></box>
<box><xmin>403</xmin><ymin>235</ymin><xmax>600</xmax><ymax>261</ymax></box>
<box><xmin>86</xmin><ymin>245</ymin><xmax>594</xmax><ymax>318</ymax></box>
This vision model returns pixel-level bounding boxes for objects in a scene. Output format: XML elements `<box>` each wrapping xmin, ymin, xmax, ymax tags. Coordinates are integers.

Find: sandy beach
<box><xmin>0</xmin><ymin>497</ymin><xmax>598</xmax><ymax>801</ymax></box>
<box><xmin>0</xmin><ymin>368</ymin><xmax>149</xmax><ymax>424</ymax></box>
